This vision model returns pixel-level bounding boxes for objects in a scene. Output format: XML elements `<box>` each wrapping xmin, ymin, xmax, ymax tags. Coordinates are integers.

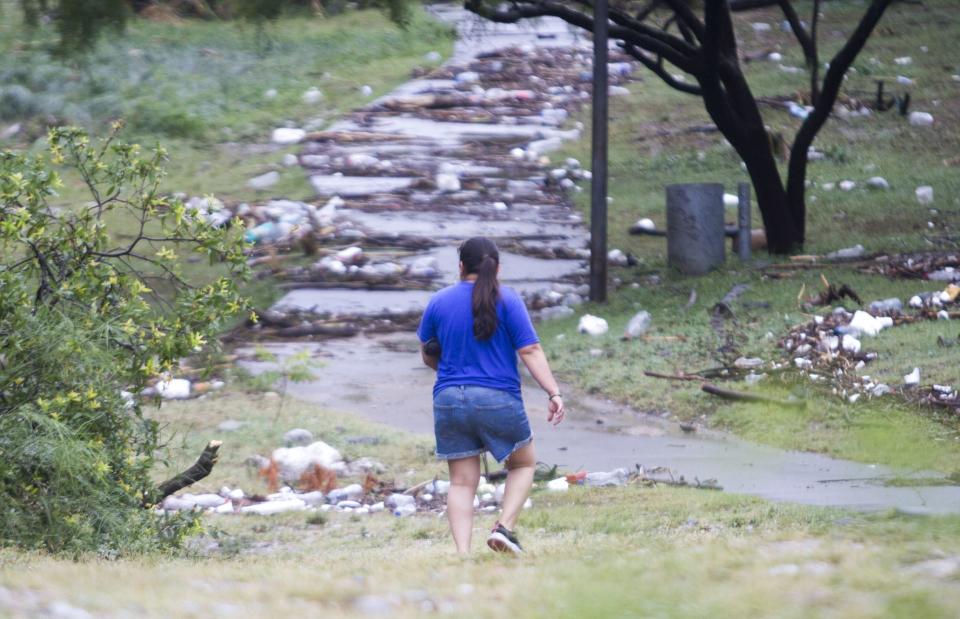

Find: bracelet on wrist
<box><xmin>548</xmin><ymin>393</ymin><xmax>562</xmax><ymax>401</ymax></box>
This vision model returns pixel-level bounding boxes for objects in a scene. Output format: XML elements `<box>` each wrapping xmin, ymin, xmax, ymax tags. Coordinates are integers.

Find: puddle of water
<box><xmin>310</xmin><ymin>175</ymin><xmax>417</xmax><ymax>197</ymax></box>
<box><xmin>238</xmin><ymin>333</ymin><xmax>960</xmax><ymax>514</ymax></box>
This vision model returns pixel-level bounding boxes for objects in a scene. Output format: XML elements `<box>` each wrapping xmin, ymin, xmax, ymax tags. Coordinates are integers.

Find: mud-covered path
<box><xmin>240</xmin><ymin>6</ymin><xmax>960</xmax><ymax>514</ymax></box>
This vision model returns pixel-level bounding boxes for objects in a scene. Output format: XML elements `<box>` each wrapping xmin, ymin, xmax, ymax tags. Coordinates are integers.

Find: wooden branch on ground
<box><xmin>644</xmin><ymin>370</ymin><xmax>706</xmax><ymax>382</ymax></box>
<box><xmin>711</xmin><ymin>283</ymin><xmax>750</xmax><ymax>317</ymax></box>
<box><xmin>151</xmin><ymin>440</ymin><xmax>222</xmax><ymax>505</ymax></box>
<box><xmin>701</xmin><ymin>383</ymin><xmax>806</xmax><ymax>409</ymax></box>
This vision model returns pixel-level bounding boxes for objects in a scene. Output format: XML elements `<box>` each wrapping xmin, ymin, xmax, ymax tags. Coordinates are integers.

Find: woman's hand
<box><xmin>547</xmin><ymin>395</ymin><xmax>565</xmax><ymax>426</ymax></box>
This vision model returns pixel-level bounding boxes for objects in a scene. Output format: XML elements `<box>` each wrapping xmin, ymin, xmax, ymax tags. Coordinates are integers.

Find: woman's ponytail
<box><xmin>459</xmin><ymin>237</ymin><xmax>500</xmax><ymax>341</ymax></box>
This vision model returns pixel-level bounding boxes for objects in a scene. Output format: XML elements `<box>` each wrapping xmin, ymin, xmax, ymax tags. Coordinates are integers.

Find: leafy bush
<box><xmin>0</xmin><ymin>125</ymin><xmax>250</xmax><ymax>555</ymax></box>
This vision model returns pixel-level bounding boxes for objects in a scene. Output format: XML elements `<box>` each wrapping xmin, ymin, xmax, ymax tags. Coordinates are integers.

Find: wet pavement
<box><xmin>239</xmin><ymin>335</ymin><xmax>960</xmax><ymax>515</ymax></box>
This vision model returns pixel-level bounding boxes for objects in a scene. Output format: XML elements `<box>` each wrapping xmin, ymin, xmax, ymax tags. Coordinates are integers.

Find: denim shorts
<box><xmin>433</xmin><ymin>385</ymin><xmax>533</xmax><ymax>463</ymax></box>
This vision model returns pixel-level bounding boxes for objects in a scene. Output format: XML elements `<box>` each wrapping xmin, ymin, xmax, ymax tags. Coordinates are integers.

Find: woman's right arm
<box><xmin>421</xmin><ymin>344</ymin><xmax>439</xmax><ymax>371</ymax></box>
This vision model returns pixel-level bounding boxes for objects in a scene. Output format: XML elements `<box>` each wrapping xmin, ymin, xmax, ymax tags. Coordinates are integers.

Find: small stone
<box><xmin>302</xmin><ymin>87</ymin><xmax>324</xmax><ymax>104</ymax></box>
<box><xmin>894</xmin><ymin>56</ymin><xmax>913</xmax><ymax>66</ymax></box>
<box><xmin>751</xmin><ymin>22</ymin><xmax>772</xmax><ymax>31</ymax></box>
<box><xmin>938</xmin><ymin>310</ymin><xmax>950</xmax><ymax>320</ymax></box>
<box><xmin>839</xmin><ymin>180</ymin><xmax>856</xmax><ymax>191</ymax></box>
<box><xmin>767</xmin><ymin>52</ymin><xmax>782</xmax><ymax>62</ymax></box>
<box><xmin>424</xmin><ymin>51</ymin><xmax>442</xmax><ymax>62</ymax></box>
<box><xmin>263</xmin><ymin>88</ymin><xmax>278</xmax><ymax>99</ymax></box>
<box><xmin>271</xmin><ymin>128</ymin><xmax>306</xmax><ymax>144</ymax></box>
<box><xmin>635</xmin><ymin>217</ymin><xmax>656</xmax><ymax>232</ymax></box>
<box><xmin>607</xmin><ymin>249</ymin><xmax>628</xmax><ymax>266</ymax></box>
<box><xmin>866</xmin><ymin>176</ymin><xmax>889</xmax><ymax>190</ymax></box>
<box><xmin>283</xmin><ymin>428</ymin><xmax>314</xmax><ymax>446</ymax></box>
<box><xmin>916</xmin><ymin>185</ymin><xmax>934</xmax><ymax>204</ymax></box>
<box><xmin>909</xmin><ymin>111</ymin><xmax>934</xmax><ymax>126</ymax></box>
<box><xmin>896</xmin><ymin>75</ymin><xmax>914</xmax><ymax>85</ymax></box>
<box><xmin>248</xmin><ymin>171</ymin><xmax>280</xmax><ymax>190</ymax></box>
<box><xmin>734</xmin><ymin>357</ymin><xmax>764</xmax><ymax>369</ymax></box>
<box><xmin>360</xmin><ymin>84</ymin><xmax>373</xmax><ymax>97</ymax></box>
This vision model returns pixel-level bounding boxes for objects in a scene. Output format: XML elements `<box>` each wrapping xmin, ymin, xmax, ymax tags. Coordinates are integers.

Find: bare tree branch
<box><xmin>464</xmin><ymin>0</ymin><xmax>699</xmax><ymax>72</ymax></box>
<box><xmin>787</xmin><ymin>0</ymin><xmax>894</xmax><ymax>234</ymax></box>
<box><xmin>777</xmin><ymin>0</ymin><xmax>818</xmax><ymax>100</ymax></box>
<box><xmin>622</xmin><ymin>43</ymin><xmax>703</xmax><ymax>94</ymax></box>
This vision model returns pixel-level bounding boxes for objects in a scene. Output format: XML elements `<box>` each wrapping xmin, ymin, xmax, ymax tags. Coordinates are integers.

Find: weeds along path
<box><xmin>234</xmin><ymin>5</ymin><xmax>960</xmax><ymax>514</ymax></box>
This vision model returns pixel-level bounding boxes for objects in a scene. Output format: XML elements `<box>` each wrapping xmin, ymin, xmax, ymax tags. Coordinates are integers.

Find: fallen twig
<box><xmin>644</xmin><ymin>370</ymin><xmax>705</xmax><ymax>382</ymax></box>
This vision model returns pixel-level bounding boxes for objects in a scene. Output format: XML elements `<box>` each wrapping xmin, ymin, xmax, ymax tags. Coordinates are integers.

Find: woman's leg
<box><xmin>447</xmin><ymin>455</ymin><xmax>482</xmax><ymax>553</ymax></box>
<box><xmin>499</xmin><ymin>442</ymin><xmax>536</xmax><ymax>531</ymax></box>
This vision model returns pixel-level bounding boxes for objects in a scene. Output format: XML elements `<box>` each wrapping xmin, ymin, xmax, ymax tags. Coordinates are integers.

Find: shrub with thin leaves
<box><xmin>0</xmin><ymin>125</ymin><xmax>250</xmax><ymax>555</ymax></box>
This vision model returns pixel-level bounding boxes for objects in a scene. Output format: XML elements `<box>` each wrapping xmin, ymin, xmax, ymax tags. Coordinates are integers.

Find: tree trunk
<box><xmin>698</xmin><ymin>84</ymin><xmax>803</xmax><ymax>254</ymax></box>
<box><xmin>750</xmin><ymin>160</ymin><xmax>800</xmax><ymax>253</ymax></box>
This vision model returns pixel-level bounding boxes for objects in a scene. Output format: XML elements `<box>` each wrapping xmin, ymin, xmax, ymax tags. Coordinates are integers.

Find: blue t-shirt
<box><xmin>417</xmin><ymin>282</ymin><xmax>539</xmax><ymax>400</ymax></box>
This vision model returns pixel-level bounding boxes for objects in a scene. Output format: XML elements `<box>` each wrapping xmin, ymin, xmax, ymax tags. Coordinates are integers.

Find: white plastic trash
<box><xmin>578</xmin><ymin>314</ymin><xmax>609</xmax><ymax>336</ymax></box>
<box><xmin>916</xmin><ymin>186</ymin><xmax>934</xmax><ymax>205</ymax></box>
<box><xmin>546</xmin><ymin>478</ymin><xmax>569</xmax><ymax>492</ymax></box>
<box><xmin>904</xmin><ymin>367</ymin><xmax>920</xmax><ymax>386</ymax></box>
<box><xmin>156</xmin><ymin>378</ymin><xmax>191</xmax><ymax>400</ymax></box>
<box><xmin>386</xmin><ymin>493</ymin><xmax>415</xmax><ymax>509</ymax></box>
<box><xmin>623</xmin><ymin>311</ymin><xmax>652</xmax><ymax>339</ymax></box>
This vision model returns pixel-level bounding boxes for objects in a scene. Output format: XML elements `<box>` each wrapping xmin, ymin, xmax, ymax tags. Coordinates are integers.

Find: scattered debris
<box><xmin>916</xmin><ymin>185</ymin><xmax>934</xmax><ymax>204</ymax></box>
<box><xmin>622</xmin><ymin>310</ymin><xmax>652</xmax><ymax>340</ymax></box>
<box><xmin>578</xmin><ymin>314</ymin><xmax>609</xmax><ymax>336</ymax></box>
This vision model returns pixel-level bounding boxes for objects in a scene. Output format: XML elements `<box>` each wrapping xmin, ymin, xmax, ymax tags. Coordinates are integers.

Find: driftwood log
<box><xmin>149</xmin><ymin>440</ymin><xmax>222</xmax><ymax>505</ymax></box>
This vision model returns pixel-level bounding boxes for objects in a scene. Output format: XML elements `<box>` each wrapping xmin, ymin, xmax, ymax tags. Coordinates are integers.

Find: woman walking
<box><xmin>417</xmin><ymin>237</ymin><xmax>565</xmax><ymax>555</ymax></box>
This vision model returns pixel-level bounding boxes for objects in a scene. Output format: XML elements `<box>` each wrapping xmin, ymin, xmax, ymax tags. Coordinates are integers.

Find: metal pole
<box><xmin>589</xmin><ymin>0</ymin><xmax>609</xmax><ymax>303</ymax></box>
<box><xmin>737</xmin><ymin>181</ymin><xmax>751</xmax><ymax>261</ymax></box>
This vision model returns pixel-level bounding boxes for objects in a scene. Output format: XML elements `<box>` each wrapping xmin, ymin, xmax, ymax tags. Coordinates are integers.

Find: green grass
<box><xmin>0</xmin><ymin>5</ymin><xmax>454</xmax><ymax>146</ymax></box>
<box><xmin>540</xmin><ymin>0</ymin><xmax>960</xmax><ymax>471</ymax></box>
<box><xmin>4</xmin><ymin>392</ymin><xmax>960</xmax><ymax>618</ymax></box>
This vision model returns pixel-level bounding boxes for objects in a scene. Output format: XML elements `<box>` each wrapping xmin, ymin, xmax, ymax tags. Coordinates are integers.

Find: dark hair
<box><xmin>460</xmin><ymin>237</ymin><xmax>500</xmax><ymax>341</ymax></box>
